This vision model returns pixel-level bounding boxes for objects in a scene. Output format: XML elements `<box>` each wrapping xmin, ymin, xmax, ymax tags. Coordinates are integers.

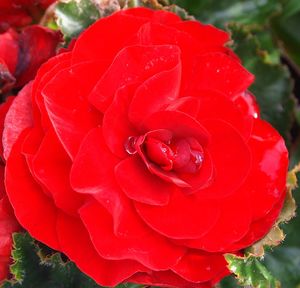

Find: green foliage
<box><xmin>271</xmin><ymin>0</ymin><xmax>300</xmax><ymax>70</ymax></box>
<box><xmin>264</xmin><ymin>247</ymin><xmax>300</xmax><ymax>288</ymax></box>
<box><xmin>229</xmin><ymin>23</ymin><xmax>295</xmax><ymax>143</ymax></box>
<box><xmin>225</xmin><ymin>254</ymin><xmax>280</xmax><ymax>288</ymax></box>
<box><xmin>174</xmin><ymin>0</ymin><xmax>281</xmax><ymax>28</ymax></box>
<box><xmin>55</xmin><ymin>0</ymin><xmax>100</xmax><ymax>41</ymax></box>
<box><xmin>1</xmin><ymin>233</ymin><xmax>100</xmax><ymax>288</ymax></box>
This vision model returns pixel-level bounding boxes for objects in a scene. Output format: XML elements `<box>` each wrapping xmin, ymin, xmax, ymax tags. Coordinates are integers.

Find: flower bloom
<box><xmin>0</xmin><ymin>97</ymin><xmax>20</xmax><ymax>282</ymax></box>
<box><xmin>4</xmin><ymin>8</ymin><xmax>288</xmax><ymax>287</ymax></box>
<box><xmin>0</xmin><ymin>26</ymin><xmax>61</xmax><ymax>93</ymax></box>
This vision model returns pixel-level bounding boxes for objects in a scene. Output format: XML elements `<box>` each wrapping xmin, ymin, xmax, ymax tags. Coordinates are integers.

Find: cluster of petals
<box><xmin>3</xmin><ymin>8</ymin><xmax>288</xmax><ymax>287</ymax></box>
<box><xmin>0</xmin><ymin>25</ymin><xmax>61</xmax><ymax>93</ymax></box>
<box><xmin>0</xmin><ymin>0</ymin><xmax>55</xmax><ymax>31</ymax></box>
<box><xmin>0</xmin><ymin>98</ymin><xmax>20</xmax><ymax>282</ymax></box>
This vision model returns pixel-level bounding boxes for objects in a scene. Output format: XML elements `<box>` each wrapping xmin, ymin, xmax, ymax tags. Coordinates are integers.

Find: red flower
<box><xmin>3</xmin><ymin>8</ymin><xmax>288</xmax><ymax>287</ymax></box>
<box><xmin>0</xmin><ymin>26</ymin><xmax>61</xmax><ymax>93</ymax></box>
<box><xmin>0</xmin><ymin>97</ymin><xmax>20</xmax><ymax>283</ymax></box>
<box><xmin>0</xmin><ymin>0</ymin><xmax>56</xmax><ymax>31</ymax></box>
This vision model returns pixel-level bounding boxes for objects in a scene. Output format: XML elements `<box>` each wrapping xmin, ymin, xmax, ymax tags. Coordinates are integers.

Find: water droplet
<box><xmin>124</xmin><ymin>136</ymin><xmax>138</xmax><ymax>155</ymax></box>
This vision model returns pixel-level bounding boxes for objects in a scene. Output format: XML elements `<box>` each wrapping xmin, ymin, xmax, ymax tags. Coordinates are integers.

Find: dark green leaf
<box><xmin>219</xmin><ymin>275</ymin><xmax>240</xmax><ymax>288</ymax></box>
<box><xmin>1</xmin><ymin>233</ymin><xmax>100</xmax><ymax>288</ymax></box>
<box><xmin>174</xmin><ymin>0</ymin><xmax>281</xmax><ymax>28</ymax></box>
<box><xmin>272</xmin><ymin>8</ymin><xmax>300</xmax><ymax>71</ymax></box>
<box><xmin>229</xmin><ymin>23</ymin><xmax>295</xmax><ymax>142</ymax></box>
<box><xmin>264</xmin><ymin>247</ymin><xmax>300</xmax><ymax>288</ymax></box>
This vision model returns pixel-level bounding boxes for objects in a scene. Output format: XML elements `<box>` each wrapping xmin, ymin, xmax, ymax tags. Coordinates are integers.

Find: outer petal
<box><xmin>32</xmin><ymin>52</ymin><xmax>72</xmax><ymax>128</ymax></box>
<box><xmin>72</xmin><ymin>11</ymin><xmax>150</xmax><ymax>63</ymax></box>
<box><xmin>43</xmin><ymin>61</ymin><xmax>105</xmax><ymax>159</ymax></box>
<box><xmin>198</xmin><ymin>119</ymin><xmax>252</xmax><ymax>198</ymax></box>
<box><xmin>135</xmin><ymin>189</ymin><xmax>220</xmax><ymax>239</ymax></box>
<box><xmin>3</xmin><ymin>82</ymin><xmax>33</xmax><ymax>160</ymax></box>
<box><xmin>80</xmin><ymin>199</ymin><xmax>185</xmax><ymax>270</ymax></box>
<box><xmin>88</xmin><ymin>45</ymin><xmax>181</xmax><ymax>112</ymax></box>
<box><xmin>128</xmin><ymin>270</ymin><xmax>212</xmax><ymax>288</ymax></box>
<box><xmin>171</xmin><ymin>251</ymin><xmax>229</xmax><ymax>283</ymax></box>
<box><xmin>173</xmin><ymin>20</ymin><xmax>229</xmax><ymax>47</ymax></box>
<box><xmin>31</xmin><ymin>129</ymin><xmax>85</xmax><ymax>215</ymax></box>
<box><xmin>0</xmin><ymin>196</ymin><xmax>20</xmax><ymax>281</ymax></box>
<box><xmin>5</xmin><ymin>130</ymin><xmax>60</xmax><ymax>250</ymax></box>
<box><xmin>193</xmin><ymin>90</ymin><xmax>254</xmax><ymax>141</ymax></box>
<box><xmin>0</xmin><ymin>96</ymin><xmax>14</xmax><ymax>159</ymax></box>
<box><xmin>181</xmin><ymin>189</ymin><xmax>252</xmax><ymax>252</ymax></box>
<box><xmin>230</xmin><ymin>191</ymin><xmax>286</xmax><ymax>250</ymax></box>
<box><xmin>186</xmin><ymin>52</ymin><xmax>254</xmax><ymax>98</ymax></box>
<box><xmin>245</xmin><ymin>119</ymin><xmax>288</xmax><ymax>220</ymax></box>
<box><xmin>56</xmin><ymin>212</ymin><xmax>148</xmax><ymax>287</ymax></box>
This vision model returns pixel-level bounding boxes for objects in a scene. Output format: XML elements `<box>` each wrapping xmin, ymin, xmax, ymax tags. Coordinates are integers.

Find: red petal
<box><xmin>70</xmin><ymin>127</ymin><xmax>119</xmax><ymax>195</ymax></box>
<box><xmin>166</xmin><ymin>97</ymin><xmax>201</xmax><ymax>118</ymax></box>
<box><xmin>142</xmin><ymin>110</ymin><xmax>210</xmax><ymax>146</ymax></box>
<box><xmin>128</xmin><ymin>270</ymin><xmax>211</xmax><ymax>288</ymax></box>
<box><xmin>173</xmin><ymin>20</ymin><xmax>229</xmax><ymax>47</ymax></box>
<box><xmin>80</xmin><ymin>199</ymin><xmax>185</xmax><ymax>270</ymax></box>
<box><xmin>3</xmin><ymin>82</ymin><xmax>33</xmax><ymax>160</ymax></box>
<box><xmin>57</xmin><ymin>212</ymin><xmax>147</xmax><ymax>287</ymax></box>
<box><xmin>194</xmin><ymin>90</ymin><xmax>254</xmax><ymax>141</ymax></box>
<box><xmin>176</xmin><ymin>148</ymin><xmax>214</xmax><ymax>192</ymax></box>
<box><xmin>115</xmin><ymin>155</ymin><xmax>174</xmax><ymax>206</ymax></box>
<box><xmin>181</xmin><ymin>189</ymin><xmax>252</xmax><ymax>252</ymax></box>
<box><xmin>31</xmin><ymin>129</ymin><xmax>85</xmax><ymax>215</ymax></box>
<box><xmin>186</xmin><ymin>52</ymin><xmax>254</xmax><ymax>98</ymax></box>
<box><xmin>103</xmin><ymin>83</ymin><xmax>137</xmax><ymax>158</ymax></box>
<box><xmin>135</xmin><ymin>189</ymin><xmax>220</xmax><ymax>239</ymax></box>
<box><xmin>43</xmin><ymin>61</ymin><xmax>105</xmax><ymax>159</ymax></box>
<box><xmin>128</xmin><ymin>52</ymin><xmax>181</xmax><ymax>127</ymax></box>
<box><xmin>70</xmin><ymin>128</ymin><xmax>139</xmax><ymax>236</ymax></box>
<box><xmin>0</xmin><ymin>9</ymin><xmax>31</xmax><ymax>31</ymax></box>
<box><xmin>0</xmin><ymin>28</ymin><xmax>18</xmax><ymax>73</ymax></box>
<box><xmin>88</xmin><ymin>44</ymin><xmax>181</xmax><ymax>112</ymax></box>
<box><xmin>231</xmin><ymin>191</ymin><xmax>286</xmax><ymax>250</ymax></box>
<box><xmin>72</xmin><ymin>11</ymin><xmax>149</xmax><ymax>63</ymax></box>
<box><xmin>0</xmin><ymin>96</ymin><xmax>14</xmax><ymax>160</ymax></box>
<box><xmin>15</xmin><ymin>25</ymin><xmax>62</xmax><ymax>87</ymax></box>
<box><xmin>32</xmin><ymin>52</ymin><xmax>72</xmax><ymax>128</ymax></box>
<box><xmin>171</xmin><ymin>251</ymin><xmax>229</xmax><ymax>283</ymax></box>
<box><xmin>198</xmin><ymin>119</ymin><xmax>251</xmax><ymax>198</ymax></box>
<box><xmin>5</xmin><ymin>129</ymin><xmax>60</xmax><ymax>250</ymax></box>
<box><xmin>0</xmin><ymin>196</ymin><xmax>20</xmax><ymax>282</ymax></box>
<box><xmin>245</xmin><ymin>119</ymin><xmax>288</xmax><ymax>220</ymax></box>
<box><xmin>122</xmin><ymin>7</ymin><xmax>155</xmax><ymax>19</ymax></box>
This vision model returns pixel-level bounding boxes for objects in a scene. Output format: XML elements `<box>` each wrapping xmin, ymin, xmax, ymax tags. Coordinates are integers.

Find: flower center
<box><xmin>124</xmin><ymin>132</ymin><xmax>204</xmax><ymax>175</ymax></box>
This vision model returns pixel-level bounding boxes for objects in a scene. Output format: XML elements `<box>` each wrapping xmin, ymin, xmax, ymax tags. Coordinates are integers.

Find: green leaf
<box><xmin>55</xmin><ymin>0</ymin><xmax>101</xmax><ymax>41</ymax></box>
<box><xmin>229</xmin><ymin>23</ymin><xmax>295</xmax><ymax>142</ymax></box>
<box><xmin>174</xmin><ymin>0</ymin><xmax>281</xmax><ymax>28</ymax></box>
<box><xmin>272</xmin><ymin>6</ymin><xmax>300</xmax><ymax>70</ymax></box>
<box><xmin>218</xmin><ymin>275</ymin><xmax>240</xmax><ymax>288</ymax></box>
<box><xmin>264</xmin><ymin>247</ymin><xmax>300</xmax><ymax>288</ymax></box>
<box><xmin>1</xmin><ymin>233</ymin><xmax>100</xmax><ymax>288</ymax></box>
<box><xmin>225</xmin><ymin>254</ymin><xmax>280</xmax><ymax>288</ymax></box>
